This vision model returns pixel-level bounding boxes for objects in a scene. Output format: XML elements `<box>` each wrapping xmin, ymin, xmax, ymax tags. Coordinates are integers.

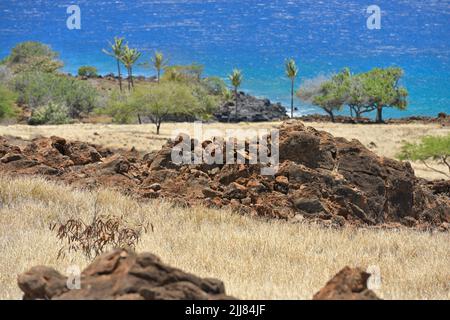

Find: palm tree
<box><xmin>285</xmin><ymin>58</ymin><xmax>299</xmax><ymax>118</ymax></box>
<box><xmin>228</xmin><ymin>69</ymin><xmax>242</xmax><ymax>121</ymax></box>
<box><xmin>152</xmin><ymin>51</ymin><xmax>167</xmax><ymax>83</ymax></box>
<box><xmin>102</xmin><ymin>37</ymin><xmax>125</xmax><ymax>91</ymax></box>
<box><xmin>120</xmin><ymin>45</ymin><xmax>142</xmax><ymax>91</ymax></box>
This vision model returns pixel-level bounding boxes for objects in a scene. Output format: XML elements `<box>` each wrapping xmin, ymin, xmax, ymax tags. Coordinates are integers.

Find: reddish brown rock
<box><xmin>17</xmin><ymin>249</ymin><xmax>236</xmax><ymax>300</ymax></box>
<box><xmin>313</xmin><ymin>267</ymin><xmax>381</xmax><ymax>300</ymax></box>
<box><xmin>0</xmin><ymin>120</ymin><xmax>448</xmax><ymax>229</ymax></box>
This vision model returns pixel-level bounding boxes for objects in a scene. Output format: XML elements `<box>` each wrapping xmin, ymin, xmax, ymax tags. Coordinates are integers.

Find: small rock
<box><xmin>149</xmin><ymin>183</ymin><xmax>162</xmax><ymax>192</ymax></box>
<box><xmin>0</xmin><ymin>153</ymin><xmax>23</xmax><ymax>163</ymax></box>
<box><xmin>293</xmin><ymin>197</ymin><xmax>324</xmax><ymax>214</ymax></box>
<box><xmin>223</xmin><ymin>182</ymin><xmax>248</xmax><ymax>200</ymax></box>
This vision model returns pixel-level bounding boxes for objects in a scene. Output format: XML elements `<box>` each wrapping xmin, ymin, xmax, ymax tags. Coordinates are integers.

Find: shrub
<box><xmin>14</xmin><ymin>72</ymin><xmax>97</xmax><ymax>118</ymax></box>
<box><xmin>78</xmin><ymin>66</ymin><xmax>98</xmax><ymax>78</ymax></box>
<box><xmin>50</xmin><ymin>214</ymin><xmax>149</xmax><ymax>259</ymax></box>
<box><xmin>28</xmin><ymin>102</ymin><xmax>70</xmax><ymax>125</ymax></box>
<box><xmin>102</xmin><ymin>90</ymin><xmax>136</xmax><ymax>124</ymax></box>
<box><xmin>5</xmin><ymin>41</ymin><xmax>63</xmax><ymax>73</ymax></box>
<box><xmin>398</xmin><ymin>135</ymin><xmax>450</xmax><ymax>177</ymax></box>
<box><xmin>202</xmin><ymin>76</ymin><xmax>227</xmax><ymax>96</ymax></box>
<box><xmin>0</xmin><ymin>85</ymin><xmax>18</xmax><ymax>120</ymax></box>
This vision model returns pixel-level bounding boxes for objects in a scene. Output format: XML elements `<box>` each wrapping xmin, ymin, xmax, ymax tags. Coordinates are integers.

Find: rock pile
<box><xmin>214</xmin><ymin>92</ymin><xmax>287</xmax><ymax>122</ymax></box>
<box><xmin>1</xmin><ymin>120</ymin><xmax>448</xmax><ymax>229</ymax></box>
<box><xmin>17</xmin><ymin>249</ymin><xmax>235</xmax><ymax>300</ymax></box>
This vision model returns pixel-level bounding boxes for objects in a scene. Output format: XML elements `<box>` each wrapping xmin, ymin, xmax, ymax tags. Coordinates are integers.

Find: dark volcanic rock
<box><xmin>1</xmin><ymin>120</ymin><xmax>448</xmax><ymax>229</ymax></box>
<box><xmin>18</xmin><ymin>249</ymin><xmax>236</xmax><ymax>300</ymax></box>
<box><xmin>214</xmin><ymin>92</ymin><xmax>287</xmax><ymax>122</ymax></box>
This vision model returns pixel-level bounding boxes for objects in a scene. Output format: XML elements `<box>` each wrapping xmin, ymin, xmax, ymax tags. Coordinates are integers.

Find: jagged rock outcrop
<box><xmin>17</xmin><ymin>249</ymin><xmax>235</xmax><ymax>300</ymax></box>
<box><xmin>214</xmin><ymin>92</ymin><xmax>287</xmax><ymax>122</ymax></box>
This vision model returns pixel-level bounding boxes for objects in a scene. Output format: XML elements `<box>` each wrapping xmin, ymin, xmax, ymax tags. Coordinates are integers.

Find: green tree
<box><xmin>228</xmin><ymin>69</ymin><xmax>243</xmax><ymax>121</ymax></box>
<box><xmin>398</xmin><ymin>135</ymin><xmax>450</xmax><ymax>177</ymax></box>
<box><xmin>297</xmin><ymin>70</ymin><xmax>349</xmax><ymax>122</ymax></box>
<box><xmin>120</xmin><ymin>45</ymin><xmax>141</xmax><ymax>91</ymax></box>
<box><xmin>345</xmin><ymin>73</ymin><xmax>375</xmax><ymax>121</ymax></box>
<box><xmin>103</xmin><ymin>37</ymin><xmax>125</xmax><ymax>91</ymax></box>
<box><xmin>285</xmin><ymin>58</ymin><xmax>299</xmax><ymax>118</ymax></box>
<box><xmin>78</xmin><ymin>66</ymin><xmax>98</xmax><ymax>78</ymax></box>
<box><xmin>0</xmin><ymin>85</ymin><xmax>17</xmax><ymax>120</ymax></box>
<box><xmin>131</xmin><ymin>83</ymin><xmax>199</xmax><ymax>134</ymax></box>
<box><xmin>201</xmin><ymin>76</ymin><xmax>227</xmax><ymax>96</ymax></box>
<box><xmin>102</xmin><ymin>90</ymin><xmax>136</xmax><ymax>124</ymax></box>
<box><xmin>6</xmin><ymin>41</ymin><xmax>62</xmax><ymax>73</ymax></box>
<box><xmin>362</xmin><ymin>67</ymin><xmax>408</xmax><ymax>123</ymax></box>
<box><xmin>151</xmin><ymin>51</ymin><xmax>167</xmax><ymax>83</ymax></box>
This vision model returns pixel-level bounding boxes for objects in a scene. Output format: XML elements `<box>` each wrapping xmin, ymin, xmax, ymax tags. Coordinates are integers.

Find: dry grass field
<box><xmin>0</xmin><ymin>121</ymin><xmax>448</xmax><ymax>179</ymax></box>
<box><xmin>0</xmin><ymin>122</ymin><xmax>449</xmax><ymax>300</ymax></box>
<box><xmin>0</xmin><ymin>175</ymin><xmax>449</xmax><ymax>300</ymax></box>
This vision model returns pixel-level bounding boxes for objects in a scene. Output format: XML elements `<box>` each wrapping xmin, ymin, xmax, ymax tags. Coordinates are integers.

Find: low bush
<box><xmin>28</xmin><ymin>102</ymin><xmax>70</xmax><ymax>125</ymax></box>
<box><xmin>14</xmin><ymin>72</ymin><xmax>98</xmax><ymax>118</ymax></box>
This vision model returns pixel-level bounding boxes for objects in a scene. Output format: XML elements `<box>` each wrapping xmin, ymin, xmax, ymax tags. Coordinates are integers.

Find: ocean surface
<box><xmin>0</xmin><ymin>0</ymin><xmax>449</xmax><ymax>118</ymax></box>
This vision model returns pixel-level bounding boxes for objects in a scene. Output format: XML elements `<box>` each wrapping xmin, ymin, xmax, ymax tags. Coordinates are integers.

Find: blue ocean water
<box><xmin>0</xmin><ymin>0</ymin><xmax>449</xmax><ymax>118</ymax></box>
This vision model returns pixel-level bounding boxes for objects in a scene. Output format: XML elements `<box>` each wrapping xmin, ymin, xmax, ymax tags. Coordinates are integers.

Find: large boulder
<box><xmin>17</xmin><ymin>249</ymin><xmax>236</xmax><ymax>300</ymax></box>
<box><xmin>313</xmin><ymin>267</ymin><xmax>381</xmax><ymax>300</ymax></box>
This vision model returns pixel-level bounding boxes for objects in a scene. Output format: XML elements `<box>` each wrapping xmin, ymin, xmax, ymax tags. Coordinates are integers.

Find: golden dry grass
<box><xmin>0</xmin><ymin>121</ymin><xmax>448</xmax><ymax>179</ymax></box>
<box><xmin>1</xmin><ymin>175</ymin><xmax>449</xmax><ymax>300</ymax></box>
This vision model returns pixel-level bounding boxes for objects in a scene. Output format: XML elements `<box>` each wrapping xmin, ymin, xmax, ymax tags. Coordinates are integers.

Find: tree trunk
<box><xmin>157</xmin><ymin>69</ymin><xmax>160</xmax><ymax>83</ymax></box>
<box><xmin>235</xmin><ymin>87</ymin><xmax>238</xmax><ymax>121</ymax></box>
<box><xmin>137</xmin><ymin>114</ymin><xmax>142</xmax><ymax>124</ymax></box>
<box><xmin>325</xmin><ymin>109</ymin><xmax>335</xmax><ymax>123</ymax></box>
<box><xmin>130</xmin><ymin>67</ymin><xmax>134</xmax><ymax>88</ymax></box>
<box><xmin>290</xmin><ymin>79</ymin><xmax>294</xmax><ymax>118</ymax></box>
<box><xmin>156</xmin><ymin>121</ymin><xmax>161</xmax><ymax>135</ymax></box>
<box><xmin>376</xmin><ymin>105</ymin><xmax>383</xmax><ymax>123</ymax></box>
<box><xmin>117</xmin><ymin>59</ymin><xmax>122</xmax><ymax>92</ymax></box>
<box><xmin>127</xmin><ymin>67</ymin><xmax>131</xmax><ymax>91</ymax></box>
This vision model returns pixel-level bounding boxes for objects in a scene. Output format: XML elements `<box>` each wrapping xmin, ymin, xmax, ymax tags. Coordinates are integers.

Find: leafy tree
<box><xmin>5</xmin><ymin>41</ymin><xmax>62</xmax><ymax>73</ymax></box>
<box><xmin>297</xmin><ymin>71</ymin><xmax>348</xmax><ymax>122</ymax></box>
<box><xmin>151</xmin><ymin>51</ymin><xmax>167</xmax><ymax>83</ymax></box>
<box><xmin>0</xmin><ymin>84</ymin><xmax>17</xmax><ymax>120</ymax></box>
<box><xmin>228</xmin><ymin>69</ymin><xmax>242</xmax><ymax>120</ymax></box>
<box><xmin>398</xmin><ymin>135</ymin><xmax>450</xmax><ymax>177</ymax></box>
<box><xmin>346</xmin><ymin>74</ymin><xmax>375</xmax><ymax>121</ymax></box>
<box><xmin>78</xmin><ymin>66</ymin><xmax>98</xmax><ymax>78</ymax></box>
<box><xmin>120</xmin><ymin>45</ymin><xmax>141</xmax><ymax>91</ymax></box>
<box><xmin>103</xmin><ymin>37</ymin><xmax>125</xmax><ymax>91</ymax></box>
<box><xmin>285</xmin><ymin>59</ymin><xmax>299</xmax><ymax>118</ymax></box>
<box><xmin>201</xmin><ymin>76</ymin><xmax>227</xmax><ymax>96</ymax></box>
<box><xmin>131</xmin><ymin>83</ymin><xmax>200</xmax><ymax>134</ymax></box>
<box><xmin>362</xmin><ymin>67</ymin><xmax>408</xmax><ymax>123</ymax></box>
